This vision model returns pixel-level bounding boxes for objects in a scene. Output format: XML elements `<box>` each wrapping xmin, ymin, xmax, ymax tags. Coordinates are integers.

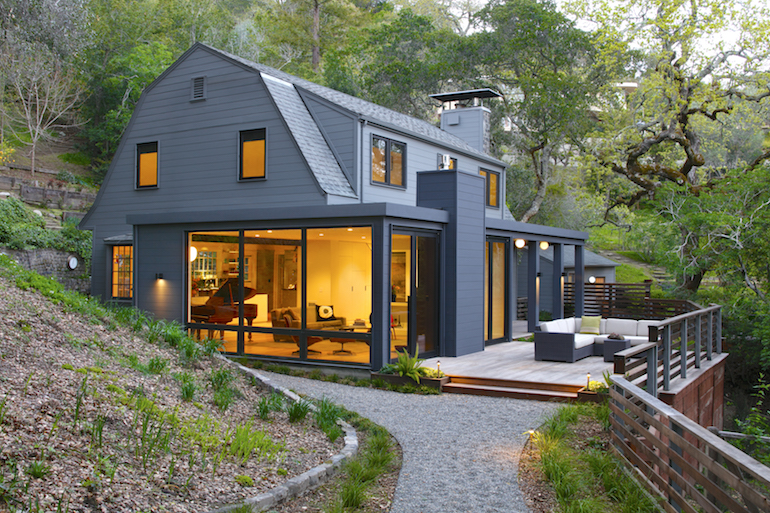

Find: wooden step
<box><xmin>447</xmin><ymin>375</ymin><xmax>581</xmax><ymax>394</ymax></box>
<box><xmin>443</xmin><ymin>382</ymin><xmax>577</xmax><ymax>402</ymax></box>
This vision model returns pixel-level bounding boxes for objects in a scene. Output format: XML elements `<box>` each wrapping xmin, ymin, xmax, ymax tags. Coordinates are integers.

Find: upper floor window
<box><xmin>136</xmin><ymin>142</ymin><xmax>158</xmax><ymax>188</ymax></box>
<box><xmin>372</xmin><ymin>135</ymin><xmax>405</xmax><ymax>187</ymax></box>
<box><xmin>437</xmin><ymin>154</ymin><xmax>457</xmax><ymax>170</ymax></box>
<box><xmin>479</xmin><ymin>168</ymin><xmax>499</xmax><ymax>208</ymax></box>
<box><xmin>240</xmin><ymin>129</ymin><xmax>266</xmax><ymax>180</ymax></box>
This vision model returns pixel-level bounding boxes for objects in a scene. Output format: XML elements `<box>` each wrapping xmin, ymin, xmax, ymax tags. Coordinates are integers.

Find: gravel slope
<box><xmin>260</xmin><ymin>371</ymin><xmax>559</xmax><ymax>513</ymax></box>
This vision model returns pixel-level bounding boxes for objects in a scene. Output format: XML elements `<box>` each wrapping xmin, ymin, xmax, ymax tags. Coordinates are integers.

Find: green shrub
<box><xmin>287</xmin><ymin>400</ymin><xmax>311</xmax><ymax>423</ymax></box>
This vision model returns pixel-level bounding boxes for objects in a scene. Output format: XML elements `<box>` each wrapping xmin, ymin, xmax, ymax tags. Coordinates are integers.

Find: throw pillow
<box><xmin>579</xmin><ymin>315</ymin><xmax>601</xmax><ymax>334</ymax></box>
<box><xmin>316</xmin><ymin>304</ymin><xmax>336</xmax><ymax>321</ymax></box>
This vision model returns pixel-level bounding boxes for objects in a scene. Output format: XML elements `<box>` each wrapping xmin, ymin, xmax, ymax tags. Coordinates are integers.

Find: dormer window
<box><xmin>372</xmin><ymin>135</ymin><xmax>405</xmax><ymax>187</ymax></box>
<box><xmin>191</xmin><ymin>76</ymin><xmax>206</xmax><ymax>101</ymax></box>
<box><xmin>479</xmin><ymin>168</ymin><xmax>499</xmax><ymax>208</ymax></box>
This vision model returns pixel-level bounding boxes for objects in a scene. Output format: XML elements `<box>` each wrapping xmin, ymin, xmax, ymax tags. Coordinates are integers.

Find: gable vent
<box><xmin>191</xmin><ymin>76</ymin><xmax>206</xmax><ymax>101</ymax></box>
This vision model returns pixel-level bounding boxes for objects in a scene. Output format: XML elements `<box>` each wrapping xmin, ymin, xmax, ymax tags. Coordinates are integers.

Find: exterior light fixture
<box><xmin>189</xmin><ymin>246</ymin><xmax>198</xmax><ymax>262</ymax></box>
<box><xmin>587</xmin><ymin>373</ymin><xmax>591</xmax><ymax>389</ymax></box>
<box><xmin>588</xmin><ymin>276</ymin><xmax>596</xmax><ymax>284</ymax></box>
<box><xmin>437</xmin><ymin>361</ymin><xmax>441</xmax><ymax>374</ymax></box>
<box><xmin>155</xmin><ymin>273</ymin><xmax>164</xmax><ymax>280</ymax></box>
<box><xmin>539</xmin><ymin>241</ymin><xmax>549</xmax><ymax>250</ymax></box>
<box><xmin>67</xmin><ymin>256</ymin><xmax>79</xmax><ymax>270</ymax></box>
<box><xmin>514</xmin><ymin>239</ymin><xmax>526</xmax><ymax>249</ymax></box>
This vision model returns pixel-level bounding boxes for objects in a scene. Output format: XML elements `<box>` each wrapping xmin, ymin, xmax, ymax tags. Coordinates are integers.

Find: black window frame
<box><xmin>239</xmin><ymin>128</ymin><xmax>267</xmax><ymax>181</ymax></box>
<box><xmin>136</xmin><ymin>141</ymin><xmax>159</xmax><ymax>189</ymax></box>
<box><xmin>371</xmin><ymin>135</ymin><xmax>406</xmax><ymax>188</ymax></box>
<box><xmin>479</xmin><ymin>168</ymin><xmax>500</xmax><ymax>208</ymax></box>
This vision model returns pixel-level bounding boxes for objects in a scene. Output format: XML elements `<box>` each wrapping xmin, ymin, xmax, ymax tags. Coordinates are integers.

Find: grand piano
<box><xmin>191</xmin><ymin>278</ymin><xmax>258</xmax><ymax>339</ymax></box>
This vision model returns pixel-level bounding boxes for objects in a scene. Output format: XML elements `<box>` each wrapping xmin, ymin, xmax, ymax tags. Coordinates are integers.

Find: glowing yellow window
<box><xmin>137</xmin><ymin>142</ymin><xmax>158</xmax><ymax>188</ymax></box>
<box><xmin>111</xmin><ymin>245</ymin><xmax>133</xmax><ymax>299</ymax></box>
<box><xmin>240</xmin><ymin>129</ymin><xmax>266</xmax><ymax>179</ymax></box>
<box><xmin>480</xmin><ymin>168</ymin><xmax>500</xmax><ymax>208</ymax></box>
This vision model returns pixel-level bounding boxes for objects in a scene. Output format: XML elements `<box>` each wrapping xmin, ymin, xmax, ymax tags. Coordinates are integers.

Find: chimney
<box><xmin>430</xmin><ymin>89</ymin><xmax>502</xmax><ymax>155</ymax></box>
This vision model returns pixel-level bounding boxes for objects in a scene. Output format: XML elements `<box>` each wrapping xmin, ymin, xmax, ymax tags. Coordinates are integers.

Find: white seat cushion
<box><xmin>637</xmin><ymin>320</ymin><xmax>659</xmax><ymax>338</ymax></box>
<box><xmin>627</xmin><ymin>336</ymin><xmax>651</xmax><ymax>346</ymax></box>
<box><xmin>605</xmin><ymin>318</ymin><xmax>639</xmax><ymax>337</ymax></box>
<box><xmin>574</xmin><ymin>334</ymin><xmax>595</xmax><ymax>349</ymax></box>
<box><xmin>565</xmin><ymin>317</ymin><xmax>576</xmax><ymax>333</ymax></box>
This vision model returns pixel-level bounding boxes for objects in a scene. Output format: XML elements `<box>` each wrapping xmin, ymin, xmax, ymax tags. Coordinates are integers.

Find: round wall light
<box><xmin>514</xmin><ymin>239</ymin><xmax>526</xmax><ymax>249</ymax></box>
<box><xmin>67</xmin><ymin>256</ymin><xmax>78</xmax><ymax>270</ymax></box>
<box><xmin>588</xmin><ymin>276</ymin><xmax>596</xmax><ymax>284</ymax></box>
<box><xmin>189</xmin><ymin>246</ymin><xmax>198</xmax><ymax>262</ymax></box>
<box><xmin>539</xmin><ymin>241</ymin><xmax>549</xmax><ymax>250</ymax></box>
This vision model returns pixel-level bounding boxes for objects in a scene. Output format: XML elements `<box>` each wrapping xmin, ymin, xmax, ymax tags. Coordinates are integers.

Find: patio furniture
<box><xmin>534</xmin><ymin>316</ymin><xmax>659</xmax><ymax>363</ymax></box>
<box><xmin>602</xmin><ymin>337</ymin><xmax>631</xmax><ymax>362</ymax></box>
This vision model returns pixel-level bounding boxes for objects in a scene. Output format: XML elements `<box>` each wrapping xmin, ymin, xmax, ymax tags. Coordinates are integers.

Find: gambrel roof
<box><xmin>202</xmin><ymin>44</ymin><xmax>506</xmax><ymax>169</ymax></box>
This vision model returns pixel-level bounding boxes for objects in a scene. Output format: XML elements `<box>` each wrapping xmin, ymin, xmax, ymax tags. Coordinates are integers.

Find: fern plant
<box><xmin>395</xmin><ymin>348</ymin><xmax>423</xmax><ymax>382</ymax></box>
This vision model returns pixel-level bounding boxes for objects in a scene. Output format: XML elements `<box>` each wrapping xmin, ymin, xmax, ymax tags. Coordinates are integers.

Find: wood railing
<box><xmin>610</xmin><ymin>376</ymin><xmax>770</xmax><ymax>513</ymax></box>
<box><xmin>564</xmin><ymin>282</ymin><xmax>698</xmax><ymax>319</ymax></box>
<box><xmin>613</xmin><ymin>304</ymin><xmax>722</xmax><ymax>396</ymax></box>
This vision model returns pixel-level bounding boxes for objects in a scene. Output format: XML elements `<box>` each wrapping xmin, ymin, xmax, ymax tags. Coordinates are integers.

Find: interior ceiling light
<box><xmin>189</xmin><ymin>246</ymin><xmax>198</xmax><ymax>262</ymax></box>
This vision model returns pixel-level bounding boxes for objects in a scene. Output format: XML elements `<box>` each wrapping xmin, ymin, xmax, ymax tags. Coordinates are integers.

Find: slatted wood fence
<box><xmin>610</xmin><ymin>377</ymin><xmax>770</xmax><ymax>513</ymax></box>
<box><xmin>564</xmin><ymin>282</ymin><xmax>698</xmax><ymax>319</ymax></box>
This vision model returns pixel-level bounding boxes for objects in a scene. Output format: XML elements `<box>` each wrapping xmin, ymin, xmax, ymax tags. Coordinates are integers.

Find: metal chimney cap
<box><xmin>429</xmin><ymin>89</ymin><xmax>502</xmax><ymax>103</ymax></box>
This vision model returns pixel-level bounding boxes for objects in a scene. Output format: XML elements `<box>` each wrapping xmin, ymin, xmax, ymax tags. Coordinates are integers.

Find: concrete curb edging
<box><xmin>207</xmin><ymin>356</ymin><xmax>359</xmax><ymax>513</ymax></box>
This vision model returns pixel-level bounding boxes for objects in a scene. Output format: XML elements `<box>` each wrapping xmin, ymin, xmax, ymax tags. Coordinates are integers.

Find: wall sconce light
<box><xmin>155</xmin><ymin>273</ymin><xmax>164</xmax><ymax>280</ymax></box>
<box><xmin>514</xmin><ymin>238</ymin><xmax>526</xmax><ymax>249</ymax></box>
<box><xmin>537</xmin><ymin>272</ymin><xmax>542</xmax><ymax>278</ymax></box>
<box><xmin>588</xmin><ymin>276</ymin><xmax>596</xmax><ymax>284</ymax></box>
<box><xmin>539</xmin><ymin>241</ymin><xmax>549</xmax><ymax>250</ymax></box>
<box><xmin>189</xmin><ymin>246</ymin><xmax>198</xmax><ymax>262</ymax></box>
<box><xmin>67</xmin><ymin>256</ymin><xmax>79</xmax><ymax>270</ymax></box>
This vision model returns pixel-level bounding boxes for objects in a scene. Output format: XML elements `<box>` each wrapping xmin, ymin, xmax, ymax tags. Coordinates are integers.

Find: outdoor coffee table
<box><xmin>603</xmin><ymin>337</ymin><xmax>631</xmax><ymax>362</ymax></box>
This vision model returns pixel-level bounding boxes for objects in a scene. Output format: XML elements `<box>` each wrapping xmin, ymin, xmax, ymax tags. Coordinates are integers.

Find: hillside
<box><xmin>0</xmin><ymin>257</ymin><xmax>340</xmax><ymax>512</ymax></box>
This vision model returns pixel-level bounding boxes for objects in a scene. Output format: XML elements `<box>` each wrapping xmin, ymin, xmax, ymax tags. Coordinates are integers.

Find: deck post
<box><xmin>716</xmin><ymin>308</ymin><xmax>722</xmax><ymax>353</ymax></box>
<box><xmin>551</xmin><ymin>243</ymin><xmax>564</xmax><ymax>320</ymax></box>
<box><xmin>680</xmin><ymin>318</ymin><xmax>687</xmax><ymax>380</ymax></box>
<box><xmin>655</xmin><ymin>324</ymin><xmax>671</xmax><ymax>392</ymax></box>
<box><xmin>706</xmin><ymin>311</ymin><xmax>713</xmax><ymax>360</ymax></box>
<box><xmin>574</xmin><ymin>245</ymin><xmax>585</xmax><ymax>317</ymax></box>
<box><xmin>647</xmin><ymin>344</ymin><xmax>658</xmax><ymax>398</ymax></box>
<box><xmin>527</xmin><ymin>240</ymin><xmax>540</xmax><ymax>332</ymax></box>
<box><xmin>694</xmin><ymin>314</ymin><xmax>701</xmax><ymax>369</ymax></box>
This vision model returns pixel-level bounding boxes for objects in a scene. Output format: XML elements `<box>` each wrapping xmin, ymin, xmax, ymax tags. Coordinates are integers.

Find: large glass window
<box><xmin>240</xmin><ymin>129</ymin><xmax>266</xmax><ymax>180</ymax></box>
<box><xmin>187</xmin><ymin>227</ymin><xmax>371</xmax><ymax>366</ymax></box>
<box><xmin>485</xmin><ymin>239</ymin><xmax>507</xmax><ymax>343</ymax></box>
<box><xmin>136</xmin><ymin>142</ymin><xmax>158</xmax><ymax>188</ymax></box>
<box><xmin>371</xmin><ymin>136</ymin><xmax>405</xmax><ymax>187</ymax></box>
<box><xmin>111</xmin><ymin>245</ymin><xmax>133</xmax><ymax>299</ymax></box>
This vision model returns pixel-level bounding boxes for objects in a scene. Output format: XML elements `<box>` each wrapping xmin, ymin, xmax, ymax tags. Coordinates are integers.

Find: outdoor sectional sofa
<box><xmin>534</xmin><ymin>316</ymin><xmax>659</xmax><ymax>363</ymax></box>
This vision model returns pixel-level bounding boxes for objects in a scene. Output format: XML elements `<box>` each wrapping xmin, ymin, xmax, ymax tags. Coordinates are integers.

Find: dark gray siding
<box><xmin>83</xmin><ymin>47</ymin><xmax>328</xmax><ymax>301</ymax></box>
<box><xmin>417</xmin><ymin>170</ymin><xmax>485</xmax><ymax>357</ymax></box>
<box><xmin>135</xmin><ymin>225</ymin><xmax>185</xmax><ymax>321</ymax></box>
<box><xmin>303</xmin><ymin>96</ymin><xmax>358</xmax><ymax>190</ymax></box>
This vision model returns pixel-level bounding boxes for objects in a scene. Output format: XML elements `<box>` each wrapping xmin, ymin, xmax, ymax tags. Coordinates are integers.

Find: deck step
<box><xmin>447</xmin><ymin>376</ymin><xmax>581</xmax><ymax>394</ymax></box>
<box><xmin>443</xmin><ymin>382</ymin><xmax>577</xmax><ymax>402</ymax></box>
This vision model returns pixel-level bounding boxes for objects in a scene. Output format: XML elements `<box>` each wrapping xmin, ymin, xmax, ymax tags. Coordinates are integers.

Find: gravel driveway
<box><xmin>260</xmin><ymin>371</ymin><xmax>558</xmax><ymax>513</ymax></box>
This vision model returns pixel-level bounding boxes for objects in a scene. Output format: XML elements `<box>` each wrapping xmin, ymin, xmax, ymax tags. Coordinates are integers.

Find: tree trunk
<box><xmin>311</xmin><ymin>0</ymin><xmax>321</xmax><ymax>72</ymax></box>
<box><xmin>681</xmin><ymin>269</ymin><xmax>706</xmax><ymax>292</ymax></box>
<box><xmin>519</xmin><ymin>143</ymin><xmax>550</xmax><ymax>223</ymax></box>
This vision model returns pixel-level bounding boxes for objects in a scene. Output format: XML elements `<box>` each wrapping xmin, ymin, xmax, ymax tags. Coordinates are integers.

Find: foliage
<box><xmin>0</xmin><ymin>197</ymin><xmax>92</xmax><ymax>269</ymax></box>
<box><xmin>287</xmin><ymin>399</ymin><xmax>312</xmax><ymax>423</ymax></box>
<box><xmin>732</xmin><ymin>375</ymin><xmax>770</xmax><ymax>466</ymax></box>
<box><xmin>533</xmin><ymin>403</ymin><xmax>658</xmax><ymax>511</ymax></box>
<box><xmin>394</xmin><ymin>348</ymin><xmax>424</xmax><ymax>382</ymax></box>
<box><xmin>614</xmin><ymin>264</ymin><xmax>651</xmax><ymax>284</ymax></box>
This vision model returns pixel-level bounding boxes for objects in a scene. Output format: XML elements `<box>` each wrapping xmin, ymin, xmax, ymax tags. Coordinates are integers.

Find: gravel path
<box><xmin>261</xmin><ymin>371</ymin><xmax>559</xmax><ymax>513</ymax></box>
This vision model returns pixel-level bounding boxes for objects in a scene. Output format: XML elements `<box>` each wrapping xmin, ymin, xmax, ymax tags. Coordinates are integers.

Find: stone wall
<box><xmin>1</xmin><ymin>247</ymin><xmax>91</xmax><ymax>295</ymax></box>
<box><xmin>19</xmin><ymin>185</ymin><xmax>96</xmax><ymax>210</ymax></box>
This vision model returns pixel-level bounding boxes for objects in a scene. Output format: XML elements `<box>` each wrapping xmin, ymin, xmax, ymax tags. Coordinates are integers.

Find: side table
<box><xmin>603</xmin><ymin>338</ymin><xmax>631</xmax><ymax>362</ymax></box>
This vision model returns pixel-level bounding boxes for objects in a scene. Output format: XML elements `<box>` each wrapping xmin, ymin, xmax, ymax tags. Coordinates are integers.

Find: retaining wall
<box><xmin>1</xmin><ymin>247</ymin><xmax>90</xmax><ymax>295</ymax></box>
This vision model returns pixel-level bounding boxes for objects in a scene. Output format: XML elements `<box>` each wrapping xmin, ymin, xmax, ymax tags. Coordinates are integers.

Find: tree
<box><xmin>568</xmin><ymin>0</ymin><xmax>770</xmax><ymax>291</ymax></box>
<box><xmin>473</xmin><ymin>0</ymin><xmax>605</xmax><ymax>222</ymax></box>
<box><xmin>0</xmin><ymin>41</ymin><xmax>84</xmax><ymax>173</ymax></box>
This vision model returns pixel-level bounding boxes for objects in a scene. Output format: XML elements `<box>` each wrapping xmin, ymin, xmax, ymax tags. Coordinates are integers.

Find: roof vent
<box><xmin>191</xmin><ymin>76</ymin><xmax>206</xmax><ymax>101</ymax></box>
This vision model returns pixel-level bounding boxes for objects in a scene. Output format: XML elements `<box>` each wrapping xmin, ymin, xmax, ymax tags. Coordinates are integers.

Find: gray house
<box><xmin>80</xmin><ymin>43</ymin><xmax>589</xmax><ymax>371</ymax></box>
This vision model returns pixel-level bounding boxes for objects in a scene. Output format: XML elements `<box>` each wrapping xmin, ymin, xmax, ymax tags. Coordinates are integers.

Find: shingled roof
<box><xmin>202</xmin><ymin>44</ymin><xmax>505</xmax><ymax>167</ymax></box>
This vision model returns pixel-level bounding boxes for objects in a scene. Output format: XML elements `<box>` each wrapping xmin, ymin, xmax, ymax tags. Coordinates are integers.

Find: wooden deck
<box><xmin>423</xmin><ymin>338</ymin><xmax>614</xmax><ymax>401</ymax></box>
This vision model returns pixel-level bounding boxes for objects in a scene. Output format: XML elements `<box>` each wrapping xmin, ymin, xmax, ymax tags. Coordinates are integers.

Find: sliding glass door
<box><xmin>391</xmin><ymin>231</ymin><xmax>439</xmax><ymax>359</ymax></box>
